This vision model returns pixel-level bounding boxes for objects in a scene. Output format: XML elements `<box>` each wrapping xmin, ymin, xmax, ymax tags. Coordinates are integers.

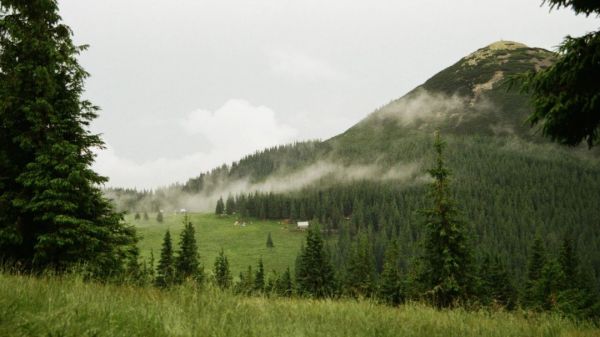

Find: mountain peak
<box><xmin>485</xmin><ymin>40</ymin><xmax>528</xmax><ymax>50</ymax></box>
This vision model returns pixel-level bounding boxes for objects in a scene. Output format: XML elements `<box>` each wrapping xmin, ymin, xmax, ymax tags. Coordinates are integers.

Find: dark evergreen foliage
<box><xmin>378</xmin><ymin>240</ymin><xmax>403</xmax><ymax>305</ymax></box>
<box><xmin>476</xmin><ymin>255</ymin><xmax>516</xmax><ymax>309</ymax></box>
<box><xmin>213</xmin><ymin>249</ymin><xmax>232</xmax><ymax>289</ymax></box>
<box><xmin>419</xmin><ymin>132</ymin><xmax>473</xmax><ymax>308</ymax></box>
<box><xmin>345</xmin><ymin>231</ymin><xmax>377</xmax><ymax>298</ymax></box>
<box><xmin>524</xmin><ymin>237</ymin><xmax>546</xmax><ymax>308</ymax></box>
<box><xmin>0</xmin><ymin>0</ymin><xmax>137</xmax><ymax>275</ymax></box>
<box><xmin>155</xmin><ymin>230</ymin><xmax>175</xmax><ymax>287</ymax></box>
<box><xmin>254</xmin><ymin>258</ymin><xmax>265</xmax><ymax>292</ymax></box>
<box><xmin>156</xmin><ymin>212</ymin><xmax>163</xmax><ymax>223</ymax></box>
<box><xmin>175</xmin><ymin>215</ymin><xmax>203</xmax><ymax>283</ymax></box>
<box><xmin>266</xmin><ymin>232</ymin><xmax>274</xmax><ymax>249</ymax></box>
<box><xmin>215</xmin><ymin>197</ymin><xmax>225</xmax><ymax>215</ymax></box>
<box><xmin>517</xmin><ymin>1</ymin><xmax>600</xmax><ymax>147</ymax></box>
<box><xmin>295</xmin><ymin>225</ymin><xmax>336</xmax><ymax>298</ymax></box>
<box><xmin>275</xmin><ymin>267</ymin><xmax>294</xmax><ymax>297</ymax></box>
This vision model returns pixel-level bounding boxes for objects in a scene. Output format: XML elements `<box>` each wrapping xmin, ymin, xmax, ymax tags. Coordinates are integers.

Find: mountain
<box><xmin>108</xmin><ymin>41</ymin><xmax>600</xmax><ymax>283</ymax></box>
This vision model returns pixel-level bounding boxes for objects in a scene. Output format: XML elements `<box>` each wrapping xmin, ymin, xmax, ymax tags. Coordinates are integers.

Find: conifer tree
<box><xmin>524</xmin><ymin>237</ymin><xmax>546</xmax><ymax>308</ymax></box>
<box><xmin>213</xmin><ymin>249</ymin><xmax>232</xmax><ymax>289</ymax></box>
<box><xmin>419</xmin><ymin>131</ymin><xmax>473</xmax><ymax>307</ymax></box>
<box><xmin>254</xmin><ymin>258</ymin><xmax>265</xmax><ymax>292</ymax></box>
<box><xmin>175</xmin><ymin>215</ymin><xmax>203</xmax><ymax>283</ymax></box>
<box><xmin>215</xmin><ymin>197</ymin><xmax>225</xmax><ymax>215</ymax></box>
<box><xmin>266</xmin><ymin>232</ymin><xmax>274</xmax><ymax>249</ymax></box>
<box><xmin>235</xmin><ymin>265</ymin><xmax>254</xmax><ymax>295</ymax></box>
<box><xmin>225</xmin><ymin>195</ymin><xmax>235</xmax><ymax>215</ymax></box>
<box><xmin>0</xmin><ymin>0</ymin><xmax>137</xmax><ymax>274</ymax></box>
<box><xmin>275</xmin><ymin>267</ymin><xmax>293</xmax><ymax>297</ymax></box>
<box><xmin>143</xmin><ymin>212</ymin><xmax>149</xmax><ymax>221</ymax></box>
<box><xmin>148</xmin><ymin>249</ymin><xmax>155</xmax><ymax>283</ymax></box>
<box><xmin>378</xmin><ymin>240</ymin><xmax>403</xmax><ymax>305</ymax></box>
<box><xmin>477</xmin><ymin>255</ymin><xmax>516</xmax><ymax>309</ymax></box>
<box><xmin>134</xmin><ymin>213</ymin><xmax>141</xmax><ymax>220</ymax></box>
<box><xmin>295</xmin><ymin>225</ymin><xmax>336</xmax><ymax>297</ymax></box>
<box><xmin>345</xmin><ymin>231</ymin><xmax>377</xmax><ymax>297</ymax></box>
<box><xmin>156</xmin><ymin>211</ymin><xmax>164</xmax><ymax>223</ymax></box>
<box><xmin>155</xmin><ymin>230</ymin><xmax>175</xmax><ymax>287</ymax></box>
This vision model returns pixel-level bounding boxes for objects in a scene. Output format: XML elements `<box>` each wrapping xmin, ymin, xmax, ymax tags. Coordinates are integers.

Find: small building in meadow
<box><xmin>297</xmin><ymin>221</ymin><xmax>309</xmax><ymax>230</ymax></box>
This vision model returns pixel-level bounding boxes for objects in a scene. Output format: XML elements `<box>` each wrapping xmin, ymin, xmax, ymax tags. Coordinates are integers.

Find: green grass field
<box><xmin>1</xmin><ymin>272</ymin><xmax>598</xmax><ymax>337</ymax></box>
<box><xmin>130</xmin><ymin>213</ymin><xmax>306</xmax><ymax>277</ymax></box>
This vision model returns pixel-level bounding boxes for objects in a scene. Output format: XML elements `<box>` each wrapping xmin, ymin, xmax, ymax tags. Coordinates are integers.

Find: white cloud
<box><xmin>93</xmin><ymin>99</ymin><xmax>297</xmax><ymax>189</ymax></box>
<box><xmin>267</xmin><ymin>49</ymin><xmax>346</xmax><ymax>82</ymax></box>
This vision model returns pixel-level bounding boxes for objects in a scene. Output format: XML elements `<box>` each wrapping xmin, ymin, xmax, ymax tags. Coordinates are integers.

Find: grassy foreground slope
<box><xmin>1</xmin><ymin>273</ymin><xmax>598</xmax><ymax>337</ymax></box>
<box><xmin>131</xmin><ymin>213</ymin><xmax>305</xmax><ymax>276</ymax></box>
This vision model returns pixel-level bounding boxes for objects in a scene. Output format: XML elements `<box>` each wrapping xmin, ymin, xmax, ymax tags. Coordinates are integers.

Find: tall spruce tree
<box><xmin>175</xmin><ymin>215</ymin><xmax>203</xmax><ymax>283</ymax></box>
<box><xmin>295</xmin><ymin>225</ymin><xmax>336</xmax><ymax>298</ymax></box>
<box><xmin>266</xmin><ymin>232</ymin><xmax>274</xmax><ymax>249</ymax></box>
<box><xmin>0</xmin><ymin>0</ymin><xmax>137</xmax><ymax>274</ymax></box>
<box><xmin>155</xmin><ymin>230</ymin><xmax>175</xmax><ymax>287</ymax></box>
<box><xmin>419</xmin><ymin>131</ymin><xmax>473</xmax><ymax>308</ymax></box>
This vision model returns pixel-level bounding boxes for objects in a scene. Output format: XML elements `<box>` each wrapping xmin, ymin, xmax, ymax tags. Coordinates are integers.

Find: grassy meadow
<box><xmin>2</xmin><ymin>272</ymin><xmax>599</xmax><ymax>337</ymax></box>
<box><xmin>130</xmin><ymin>212</ymin><xmax>306</xmax><ymax>277</ymax></box>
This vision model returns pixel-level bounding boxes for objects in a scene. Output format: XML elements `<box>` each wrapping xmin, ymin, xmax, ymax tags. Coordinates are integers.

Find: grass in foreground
<box><xmin>1</xmin><ymin>273</ymin><xmax>599</xmax><ymax>337</ymax></box>
<box><xmin>130</xmin><ymin>213</ymin><xmax>305</xmax><ymax>276</ymax></box>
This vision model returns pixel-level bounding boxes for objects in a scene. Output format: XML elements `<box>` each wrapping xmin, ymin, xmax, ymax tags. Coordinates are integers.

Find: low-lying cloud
<box><xmin>93</xmin><ymin>99</ymin><xmax>297</xmax><ymax>189</ymax></box>
<box><xmin>375</xmin><ymin>89</ymin><xmax>467</xmax><ymax>127</ymax></box>
<box><xmin>106</xmin><ymin>159</ymin><xmax>424</xmax><ymax>212</ymax></box>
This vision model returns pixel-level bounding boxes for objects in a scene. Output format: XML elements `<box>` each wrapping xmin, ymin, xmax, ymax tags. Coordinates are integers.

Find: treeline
<box><xmin>210</xmin><ymin>134</ymin><xmax>600</xmax><ymax>319</ymax></box>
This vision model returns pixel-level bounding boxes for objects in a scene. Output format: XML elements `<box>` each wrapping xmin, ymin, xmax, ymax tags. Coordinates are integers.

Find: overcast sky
<box><xmin>58</xmin><ymin>0</ymin><xmax>598</xmax><ymax>189</ymax></box>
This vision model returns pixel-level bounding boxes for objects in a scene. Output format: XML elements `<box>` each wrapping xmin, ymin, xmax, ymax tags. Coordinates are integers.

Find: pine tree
<box><xmin>0</xmin><ymin>0</ymin><xmax>137</xmax><ymax>274</ymax></box>
<box><xmin>155</xmin><ymin>230</ymin><xmax>175</xmax><ymax>287</ymax></box>
<box><xmin>235</xmin><ymin>265</ymin><xmax>254</xmax><ymax>295</ymax></box>
<box><xmin>213</xmin><ymin>249</ymin><xmax>232</xmax><ymax>289</ymax></box>
<box><xmin>345</xmin><ymin>231</ymin><xmax>377</xmax><ymax>297</ymax></box>
<box><xmin>419</xmin><ymin>131</ymin><xmax>473</xmax><ymax>308</ymax></box>
<box><xmin>378</xmin><ymin>240</ymin><xmax>403</xmax><ymax>306</ymax></box>
<box><xmin>517</xmin><ymin>1</ymin><xmax>600</xmax><ymax>147</ymax></box>
<box><xmin>225</xmin><ymin>195</ymin><xmax>235</xmax><ymax>215</ymax></box>
<box><xmin>524</xmin><ymin>237</ymin><xmax>546</xmax><ymax>308</ymax></box>
<box><xmin>254</xmin><ymin>258</ymin><xmax>265</xmax><ymax>292</ymax></box>
<box><xmin>175</xmin><ymin>215</ymin><xmax>203</xmax><ymax>283</ymax></box>
<box><xmin>156</xmin><ymin>211</ymin><xmax>164</xmax><ymax>223</ymax></box>
<box><xmin>143</xmin><ymin>212</ymin><xmax>149</xmax><ymax>221</ymax></box>
<box><xmin>134</xmin><ymin>213</ymin><xmax>141</xmax><ymax>220</ymax></box>
<box><xmin>275</xmin><ymin>267</ymin><xmax>293</xmax><ymax>297</ymax></box>
<box><xmin>215</xmin><ymin>197</ymin><xmax>225</xmax><ymax>215</ymax></box>
<box><xmin>266</xmin><ymin>232</ymin><xmax>274</xmax><ymax>249</ymax></box>
<box><xmin>295</xmin><ymin>225</ymin><xmax>336</xmax><ymax>298</ymax></box>
<box><xmin>477</xmin><ymin>255</ymin><xmax>516</xmax><ymax>309</ymax></box>
<box><xmin>148</xmin><ymin>249</ymin><xmax>155</xmax><ymax>283</ymax></box>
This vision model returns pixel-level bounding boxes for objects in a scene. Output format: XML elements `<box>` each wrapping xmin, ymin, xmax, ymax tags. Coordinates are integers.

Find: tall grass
<box><xmin>1</xmin><ymin>272</ymin><xmax>598</xmax><ymax>337</ymax></box>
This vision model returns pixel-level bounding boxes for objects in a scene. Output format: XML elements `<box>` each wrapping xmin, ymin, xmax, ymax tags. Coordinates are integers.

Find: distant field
<box><xmin>2</xmin><ymin>273</ymin><xmax>598</xmax><ymax>337</ymax></box>
<box><xmin>129</xmin><ymin>213</ymin><xmax>306</xmax><ymax>277</ymax></box>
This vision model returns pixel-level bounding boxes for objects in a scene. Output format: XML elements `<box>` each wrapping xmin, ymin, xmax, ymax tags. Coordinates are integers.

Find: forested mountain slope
<box><xmin>108</xmin><ymin>41</ymin><xmax>600</xmax><ymax>285</ymax></box>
